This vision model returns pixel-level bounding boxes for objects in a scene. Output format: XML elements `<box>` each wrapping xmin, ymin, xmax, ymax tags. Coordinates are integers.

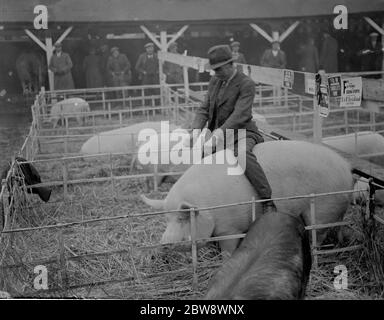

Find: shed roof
<box><xmin>1</xmin><ymin>0</ymin><xmax>383</xmax><ymax>23</ymax></box>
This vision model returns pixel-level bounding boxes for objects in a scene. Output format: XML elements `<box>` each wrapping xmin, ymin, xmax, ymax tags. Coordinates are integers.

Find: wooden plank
<box><xmin>313</xmin><ymin>245</ymin><xmax>363</xmax><ymax>255</ymax></box>
<box><xmin>190</xmin><ymin>208</ymin><xmax>198</xmax><ymax>291</ymax></box>
<box><xmin>310</xmin><ymin>195</ymin><xmax>318</xmax><ymax>268</ymax></box>
<box><xmin>362</xmin><ymin>78</ymin><xmax>384</xmax><ymax>102</ymax></box>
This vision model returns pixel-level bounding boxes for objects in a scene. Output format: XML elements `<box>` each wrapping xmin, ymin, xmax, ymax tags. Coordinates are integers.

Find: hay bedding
<box><xmin>2</xmin><ymin>111</ymin><xmax>384</xmax><ymax>299</ymax></box>
<box><xmin>2</xmin><ymin>173</ymin><xmax>383</xmax><ymax>299</ymax></box>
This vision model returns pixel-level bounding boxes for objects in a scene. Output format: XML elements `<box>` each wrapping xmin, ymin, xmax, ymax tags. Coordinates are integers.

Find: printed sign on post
<box><xmin>340</xmin><ymin>77</ymin><xmax>362</xmax><ymax>107</ymax></box>
<box><xmin>305</xmin><ymin>73</ymin><xmax>316</xmax><ymax>95</ymax></box>
<box><xmin>319</xmin><ymin>84</ymin><xmax>330</xmax><ymax>118</ymax></box>
<box><xmin>328</xmin><ymin>75</ymin><xmax>342</xmax><ymax>97</ymax></box>
<box><xmin>196</xmin><ymin>58</ymin><xmax>205</xmax><ymax>73</ymax></box>
<box><xmin>283</xmin><ymin>70</ymin><xmax>294</xmax><ymax>89</ymax></box>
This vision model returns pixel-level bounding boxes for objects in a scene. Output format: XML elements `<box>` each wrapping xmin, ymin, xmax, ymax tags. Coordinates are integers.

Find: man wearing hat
<box><xmin>135</xmin><ymin>42</ymin><xmax>159</xmax><ymax>85</ymax></box>
<box><xmin>48</xmin><ymin>42</ymin><xmax>75</xmax><ymax>90</ymax></box>
<box><xmin>360</xmin><ymin>32</ymin><xmax>383</xmax><ymax>75</ymax></box>
<box><xmin>107</xmin><ymin>46</ymin><xmax>132</xmax><ymax>87</ymax></box>
<box><xmin>163</xmin><ymin>42</ymin><xmax>183</xmax><ymax>84</ymax></box>
<box><xmin>185</xmin><ymin>45</ymin><xmax>276</xmax><ymax>214</ymax></box>
<box><xmin>260</xmin><ymin>38</ymin><xmax>287</xmax><ymax>69</ymax></box>
<box><xmin>230</xmin><ymin>41</ymin><xmax>247</xmax><ymax>72</ymax></box>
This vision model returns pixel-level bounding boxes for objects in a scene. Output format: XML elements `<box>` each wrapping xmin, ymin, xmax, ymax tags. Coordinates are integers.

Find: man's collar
<box><xmin>222</xmin><ymin>69</ymin><xmax>237</xmax><ymax>86</ymax></box>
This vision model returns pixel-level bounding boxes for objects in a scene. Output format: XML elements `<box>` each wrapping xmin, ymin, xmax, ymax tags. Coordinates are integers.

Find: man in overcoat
<box><xmin>260</xmin><ymin>40</ymin><xmax>287</xmax><ymax>69</ymax></box>
<box><xmin>107</xmin><ymin>46</ymin><xmax>132</xmax><ymax>87</ymax></box>
<box><xmin>49</xmin><ymin>42</ymin><xmax>75</xmax><ymax>90</ymax></box>
<box><xmin>360</xmin><ymin>32</ymin><xmax>383</xmax><ymax>77</ymax></box>
<box><xmin>186</xmin><ymin>45</ymin><xmax>276</xmax><ymax>214</ymax></box>
<box><xmin>135</xmin><ymin>42</ymin><xmax>159</xmax><ymax>85</ymax></box>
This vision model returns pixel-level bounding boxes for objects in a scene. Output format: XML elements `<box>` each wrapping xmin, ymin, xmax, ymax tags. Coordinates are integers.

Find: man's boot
<box><xmin>262</xmin><ymin>200</ymin><xmax>277</xmax><ymax>215</ymax></box>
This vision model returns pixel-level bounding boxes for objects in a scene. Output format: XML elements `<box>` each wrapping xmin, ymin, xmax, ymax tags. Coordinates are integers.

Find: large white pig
<box><xmin>137</xmin><ymin>127</ymin><xmax>192</xmax><ymax>185</ymax></box>
<box><xmin>80</xmin><ymin>121</ymin><xmax>178</xmax><ymax>155</ymax></box>
<box><xmin>49</xmin><ymin>97</ymin><xmax>90</xmax><ymax>128</ymax></box>
<box><xmin>141</xmin><ymin>140</ymin><xmax>353</xmax><ymax>253</ymax></box>
<box><xmin>323</xmin><ymin>131</ymin><xmax>384</xmax><ymax>157</ymax></box>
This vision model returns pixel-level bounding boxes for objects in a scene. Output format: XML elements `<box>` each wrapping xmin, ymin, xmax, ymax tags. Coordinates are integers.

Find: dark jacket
<box><xmin>319</xmin><ymin>35</ymin><xmax>338</xmax><ymax>73</ymax></box>
<box><xmin>260</xmin><ymin>49</ymin><xmax>287</xmax><ymax>69</ymax></box>
<box><xmin>361</xmin><ymin>40</ymin><xmax>383</xmax><ymax>72</ymax></box>
<box><xmin>83</xmin><ymin>54</ymin><xmax>103</xmax><ymax>88</ymax></box>
<box><xmin>48</xmin><ymin>52</ymin><xmax>75</xmax><ymax>90</ymax></box>
<box><xmin>298</xmin><ymin>43</ymin><xmax>319</xmax><ymax>73</ymax></box>
<box><xmin>192</xmin><ymin>71</ymin><xmax>259</xmax><ymax>134</ymax></box>
<box><xmin>135</xmin><ymin>53</ymin><xmax>159</xmax><ymax>77</ymax></box>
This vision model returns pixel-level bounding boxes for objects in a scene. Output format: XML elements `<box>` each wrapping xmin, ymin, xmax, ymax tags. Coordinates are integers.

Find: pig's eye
<box><xmin>176</xmin><ymin>214</ymin><xmax>190</xmax><ymax>224</ymax></box>
<box><xmin>177</xmin><ymin>216</ymin><xmax>185</xmax><ymax>223</ymax></box>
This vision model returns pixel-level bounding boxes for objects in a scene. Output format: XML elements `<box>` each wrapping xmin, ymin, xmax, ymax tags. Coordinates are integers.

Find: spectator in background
<box><xmin>260</xmin><ymin>39</ymin><xmax>286</xmax><ymax>105</ymax></box>
<box><xmin>135</xmin><ymin>42</ymin><xmax>159</xmax><ymax>86</ymax></box>
<box><xmin>360</xmin><ymin>32</ymin><xmax>383</xmax><ymax>76</ymax></box>
<box><xmin>348</xmin><ymin>21</ymin><xmax>365</xmax><ymax>72</ymax></box>
<box><xmin>107</xmin><ymin>46</ymin><xmax>132</xmax><ymax>87</ymax></box>
<box><xmin>298</xmin><ymin>37</ymin><xmax>319</xmax><ymax>73</ymax></box>
<box><xmin>230</xmin><ymin>41</ymin><xmax>247</xmax><ymax>72</ymax></box>
<box><xmin>163</xmin><ymin>42</ymin><xmax>183</xmax><ymax>84</ymax></box>
<box><xmin>49</xmin><ymin>42</ymin><xmax>75</xmax><ymax>90</ymax></box>
<box><xmin>319</xmin><ymin>31</ymin><xmax>338</xmax><ymax>73</ymax></box>
<box><xmin>260</xmin><ymin>39</ymin><xmax>287</xmax><ymax>69</ymax></box>
<box><xmin>83</xmin><ymin>47</ymin><xmax>103</xmax><ymax>88</ymax></box>
<box><xmin>99</xmin><ymin>43</ymin><xmax>110</xmax><ymax>86</ymax></box>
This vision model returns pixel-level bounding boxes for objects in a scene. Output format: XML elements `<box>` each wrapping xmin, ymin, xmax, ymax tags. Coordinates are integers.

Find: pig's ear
<box><xmin>178</xmin><ymin>202</ymin><xmax>215</xmax><ymax>238</ymax></box>
<box><xmin>178</xmin><ymin>202</ymin><xmax>199</xmax><ymax>221</ymax></box>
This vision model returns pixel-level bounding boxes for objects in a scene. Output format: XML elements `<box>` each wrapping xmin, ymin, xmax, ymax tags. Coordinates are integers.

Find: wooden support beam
<box><xmin>279</xmin><ymin>21</ymin><xmax>300</xmax><ymax>42</ymax></box>
<box><xmin>364</xmin><ymin>17</ymin><xmax>384</xmax><ymax>35</ymax></box>
<box><xmin>249</xmin><ymin>24</ymin><xmax>273</xmax><ymax>43</ymax></box>
<box><xmin>167</xmin><ymin>25</ymin><xmax>189</xmax><ymax>49</ymax></box>
<box><xmin>313</xmin><ymin>93</ymin><xmax>322</xmax><ymax>143</ymax></box>
<box><xmin>250</xmin><ymin>21</ymin><xmax>299</xmax><ymax>43</ymax></box>
<box><xmin>140</xmin><ymin>25</ymin><xmax>162</xmax><ymax>49</ymax></box>
<box><xmin>183</xmin><ymin>50</ymin><xmax>190</xmax><ymax>99</ymax></box>
<box><xmin>45</xmin><ymin>37</ymin><xmax>55</xmax><ymax>91</ymax></box>
<box><xmin>159</xmin><ymin>31</ymin><xmax>167</xmax><ymax>109</ymax></box>
<box><xmin>24</xmin><ymin>29</ymin><xmax>47</xmax><ymax>51</ymax></box>
<box><xmin>56</xmin><ymin>26</ymin><xmax>73</xmax><ymax>44</ymax></box>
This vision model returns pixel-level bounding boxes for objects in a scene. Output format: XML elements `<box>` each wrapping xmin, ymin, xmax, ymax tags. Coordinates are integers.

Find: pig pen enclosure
<box><xmin>1</xmin><ymin>79</ymin><xmax>384</xmax><ymax>299</ymax></box>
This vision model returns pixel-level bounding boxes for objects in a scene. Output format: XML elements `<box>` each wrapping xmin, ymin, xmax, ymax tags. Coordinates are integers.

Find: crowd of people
<box><xmin>46</xmin><ymin>28</ymin><xmax>383</xmax><ymax>91</ymax></box>
<box><xmin>48</xmin><ymin>41</ymin><xmax>168</xmax><ymax>90</ymax></box>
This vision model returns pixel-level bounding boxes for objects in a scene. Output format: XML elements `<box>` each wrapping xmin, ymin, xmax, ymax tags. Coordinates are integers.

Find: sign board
<box><xmin>340</xmin><ymin>77</ymin><xmax>362</xmax><ymax>107</ymax></box>
<box><xmin>283</xmin><ymin>69</ymin><xmax>294</xmax><ymax>89</ymax></box>
<box><xmin>319</xmin><ymin>84</ymin><xmax>330</xmax><ymax>118</ymax></box>
<box><xmin>304</xmin><ymin>73</ymin><xmax>316</xmax><ymax>95</ymax></box>
<box><xmin>328</xmin><ymin>75</ymin><xmax>342</xmax><ymax>97</ymax></box>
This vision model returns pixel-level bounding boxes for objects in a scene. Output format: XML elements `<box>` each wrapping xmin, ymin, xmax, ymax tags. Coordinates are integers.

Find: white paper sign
<box><xmin>283</xmin><ymin>69</ymin><xmax>294</xmax><ymax>89</ymax></box>
<box><xmin>319</xmin><ymin>84</ymin><xmax>330</xmax><ymax>118</ymax></box>
<box><xmin>340</xmin><ymin>77</ymin><xmax>362</xmax><ymax>107</ymax></box>
<box><xmin>304</xmin><ymin>73</ymin><xmax>316</xmax><ymax>95</ymax></box>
